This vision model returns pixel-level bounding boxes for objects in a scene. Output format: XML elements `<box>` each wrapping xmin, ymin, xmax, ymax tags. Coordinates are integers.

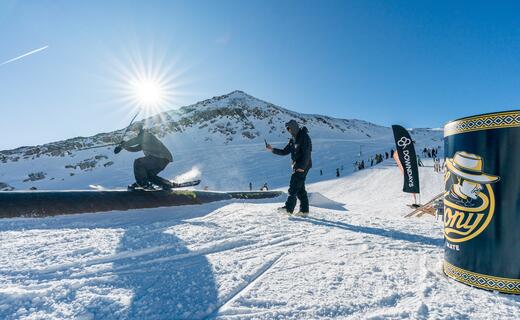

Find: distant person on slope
<box><xmin>114</xmin><ymin>123</ymin><xmax>174</xmax><ymax>190</ymax></box>
<box><xmin>266</xmin><ymin>120</ymin><xmax>312</xmax><ymax>216</ymax></box>
<box><xmin>416</xmin><ymin>154</ymin><xmax>424</xmax><ymax>167</ymax></box>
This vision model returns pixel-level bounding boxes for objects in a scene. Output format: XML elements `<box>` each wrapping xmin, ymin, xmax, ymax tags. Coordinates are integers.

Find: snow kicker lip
<box><xmin>0</xmin><ymin>190</ymin><xmax>283</xmax><ymax>219</ymax></box>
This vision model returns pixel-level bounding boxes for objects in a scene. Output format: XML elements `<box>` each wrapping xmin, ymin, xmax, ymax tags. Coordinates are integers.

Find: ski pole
<box><xmin>76</xmin><ymin>143</ymin><xmax>118</xmax><ymax>151</ymax></box>
<box><xmin>76</xmin><ymin>112</ymin><xmax>140</xmax><ymax>151</ymax></box>
<box><xmin>118</xmin><ymin>111</ymin><xmax>140</xmax><ymax>144</ymax></box>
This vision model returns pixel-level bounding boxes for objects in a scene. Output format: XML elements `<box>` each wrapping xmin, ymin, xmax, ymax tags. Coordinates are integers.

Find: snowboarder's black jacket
<box><xmin>272</xmin><ymin>127</ymin><xmax>312</xmax><ymax>170</ymax></box>
<box><xmin>121</xmin><ymin>130</ymin><xmax>173</xmax><ymax>162</ymax></box>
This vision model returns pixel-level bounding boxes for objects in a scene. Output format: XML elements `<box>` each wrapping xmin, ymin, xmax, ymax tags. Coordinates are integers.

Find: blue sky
<box><xmin>1</xmin><ymin>0</ymin><xmax>520</xmax><ymax>149</ymax></box>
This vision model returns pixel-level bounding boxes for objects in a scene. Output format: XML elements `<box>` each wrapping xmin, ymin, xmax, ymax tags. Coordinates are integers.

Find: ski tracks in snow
<box><xmin>208</xmin><ymin>252</ymin><xmax>287</xmax><ymax>318</ymax></box>
<box><xmin>2</xmin><ymin>162</ymin><xmax>519</xmax><ymax>319</ymax></box>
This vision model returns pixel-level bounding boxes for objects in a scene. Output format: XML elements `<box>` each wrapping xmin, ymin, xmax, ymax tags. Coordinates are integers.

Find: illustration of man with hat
<box><xmin>445</xmin><ymin>151</ymin><xmax>500</xmax><ymax>208</ymax></box>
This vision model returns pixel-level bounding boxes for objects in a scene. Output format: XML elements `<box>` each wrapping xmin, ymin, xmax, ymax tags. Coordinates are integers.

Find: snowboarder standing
<box><xmin>266</xmin><ymin>120</ymin><xmax>312</xmax><ymax>216</ymax></box>
<box><xmin>114</xmin><ymin>123</ymin><xmax>174</xmax><ymax>190</ymax></box>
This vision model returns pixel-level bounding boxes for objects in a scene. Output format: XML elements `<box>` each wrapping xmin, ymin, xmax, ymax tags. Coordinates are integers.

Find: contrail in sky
<box><xmin>0</xmin><ymin>45</ymin><xmax>49</xmax><ymax>66</ymax></box>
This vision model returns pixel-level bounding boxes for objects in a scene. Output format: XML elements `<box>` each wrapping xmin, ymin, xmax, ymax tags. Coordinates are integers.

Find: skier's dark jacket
<box><xmin>272</xmin><ymin>127</ymin><xmax>312</xmax><ymax>171</ymax></box>
<box><xmin>121</xmin><ymin>130</ymin><xmax>173</xmax><ymax>162</ymax></box>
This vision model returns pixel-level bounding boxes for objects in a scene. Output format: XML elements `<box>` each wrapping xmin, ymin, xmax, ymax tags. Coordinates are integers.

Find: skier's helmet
<box><xmin>134</xmin><ymin>122</ymin><xmax>145</xmax><ymax>132</ymax></box>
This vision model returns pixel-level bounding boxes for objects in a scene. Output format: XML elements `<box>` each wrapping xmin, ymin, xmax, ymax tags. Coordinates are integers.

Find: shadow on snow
<box><xmin>0</xmin><ymin>198</ymin><xmax>280</xmax><ymax>319</ymax></box>
<box><xmin>290</xmin><ymin>216</ymin><xmax>443</xmax><ymax>247</ymax></box>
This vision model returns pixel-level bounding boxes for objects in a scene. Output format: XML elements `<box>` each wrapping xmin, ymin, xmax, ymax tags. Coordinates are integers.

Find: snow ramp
<box><xmin>0</xmin><ymin>190</ymin><xmax>283</xmax><ymax>218</ymax></box>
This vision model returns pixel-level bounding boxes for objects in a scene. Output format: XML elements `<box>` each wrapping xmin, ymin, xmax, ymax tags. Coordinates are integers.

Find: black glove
<box><xmin>114</xmin><ymin>145</ymin><xmax>122</xmax><ymax>154</ymax></box>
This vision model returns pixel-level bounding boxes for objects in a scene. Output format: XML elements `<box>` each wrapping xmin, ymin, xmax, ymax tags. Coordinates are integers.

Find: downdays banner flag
<box><xmin>392</xmin><ymin>125</ymin><xmax>420</xmax><ymax>194</ymax></box>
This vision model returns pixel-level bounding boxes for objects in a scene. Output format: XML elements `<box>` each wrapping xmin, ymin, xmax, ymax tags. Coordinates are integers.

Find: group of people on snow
<box><xmin>317</xmin><ymin>166</ymin><xmax>344</xmax><ymax>178</ymax></box>
<box><xmin>353</xmin><ymin>149</ymin><xmax>394</xmax><ymax>172</ymax></box>
<box><xmin>422</xmin><ymin>147</ymin><xmax>440</xmax><ymax>158</ymax></box>
<box><xmin>249</xmin><ymin>182</ymin><xmax>269</xmax><ymax>191</ymax></box>
<box><xmin>416</xmin><ymin>146</ymin><xmax>444</xmax><ymax>173</ymax></box>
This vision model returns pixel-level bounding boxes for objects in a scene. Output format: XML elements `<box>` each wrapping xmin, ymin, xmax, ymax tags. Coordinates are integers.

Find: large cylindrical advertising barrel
<box><xmin>443</xmin><ymin>110</ymin><xmax>520</xmax><ymax>294</ymax></box>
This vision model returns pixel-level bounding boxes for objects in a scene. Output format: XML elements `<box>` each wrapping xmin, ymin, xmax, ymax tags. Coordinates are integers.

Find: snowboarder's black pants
<box><xmin>285</xmin><ymin>169</ymin><xmax>309</xmax><ymax>213</ymax></box>
<box><xmin>134</xmin><ymin>155</ymin><xmax>171</xmax><ymax>187</ymax></box>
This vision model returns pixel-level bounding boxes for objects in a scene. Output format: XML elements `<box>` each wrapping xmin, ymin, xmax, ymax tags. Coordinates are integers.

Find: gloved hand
<box><xmin>114</xmin><ymin>144</ymin><xmax>122</xmax><ymax>154</ymax></box>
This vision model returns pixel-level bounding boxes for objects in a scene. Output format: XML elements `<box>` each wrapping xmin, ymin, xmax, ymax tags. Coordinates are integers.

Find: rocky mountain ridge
<box><xmin>0</xmin><ymin>91</ymin><xmax>391</xmax><ymax>163</ymax></box>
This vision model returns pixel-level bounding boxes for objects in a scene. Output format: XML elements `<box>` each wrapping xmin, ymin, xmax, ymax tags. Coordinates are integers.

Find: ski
<box><xmin>128</xmin><ymin>179</ymin><xmax>201</xmax><ymax>191</ymax></box>
<box><xmin>90</xmin><ymin>180</ymin><xmax>201</xmax><ymax>191</ymax></box>
<box><xmin>171</xmin><ymin>179</ymin><xmax>201</xmax><ymax>188</ymax></box>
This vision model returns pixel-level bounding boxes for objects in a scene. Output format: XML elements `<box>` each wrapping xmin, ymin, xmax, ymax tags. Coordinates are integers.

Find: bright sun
<box><xmin>132</xmin><ymin>79</ymin><xmax>165</xmax><ymax>107</ymax></box>
<box><xmin>109</xmin><ymin>47</ymin><xmax>193</xmax><ymax>122</ymax></box>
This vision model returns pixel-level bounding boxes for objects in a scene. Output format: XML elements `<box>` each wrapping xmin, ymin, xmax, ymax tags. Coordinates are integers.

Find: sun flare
<box><xmin>131</xmin><ymin>78</ymin><xmax>166</xmax><ymax>108</ymax></box>
<box><xmin>108</xmin><ymin>47</ymin><xmax>195</xmax><ymax>123</ymax></box>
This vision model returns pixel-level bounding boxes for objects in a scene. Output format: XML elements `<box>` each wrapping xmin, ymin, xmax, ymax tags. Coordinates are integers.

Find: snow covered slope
<box><xmin>0</xmin><ymin>91</ymin><xmax>442</xmax><ymax>191</ymax></box>
<box><xmin>1</xmin><ymin>159</ymin><xmax>518</xmax><ymax>319</ymax></box>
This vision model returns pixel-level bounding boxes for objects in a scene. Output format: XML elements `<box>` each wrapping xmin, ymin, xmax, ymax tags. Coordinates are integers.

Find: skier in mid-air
<box><xmin>114</xmin><ymin>123</ymin><xmax>174</xmax><ymax>190</ymax></box>
<box><xmin>266</xmin><ymin>120</ymin><xmax>312</xmax><ymax>216</ymax></box>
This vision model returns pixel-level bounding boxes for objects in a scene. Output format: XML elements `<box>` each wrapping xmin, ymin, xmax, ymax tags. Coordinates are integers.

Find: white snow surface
<box><xmin>1</xmin><ymin>159</ymin><xmax>519</xmax><ymax>319</ymax></box>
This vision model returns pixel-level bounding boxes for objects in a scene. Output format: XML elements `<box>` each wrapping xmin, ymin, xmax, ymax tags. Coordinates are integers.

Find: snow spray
<box><xmin>443</xmin><ymin>110</ymin><xmax>520</xmax><ymax>294</ymax></box>
<box><xmin>174</xmin><ymin>166</ymin><xmax>202</xmax><ymax>183</ymax></box>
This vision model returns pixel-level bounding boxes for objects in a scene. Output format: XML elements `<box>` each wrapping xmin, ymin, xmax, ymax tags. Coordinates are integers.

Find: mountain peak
<box><xmin>214</xmin><ymin>90</ymin><xmax>259</xmax><ymax>102</ymax></box>
<box><xmin>186</xmin><ymin>90</ymin><xmax>271</xmax><ymax>111</ymax></box>
<box><xmin>228</xmin><ymin>90</ymin><xmax>246</xmax><ymax>96</ymax></box>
